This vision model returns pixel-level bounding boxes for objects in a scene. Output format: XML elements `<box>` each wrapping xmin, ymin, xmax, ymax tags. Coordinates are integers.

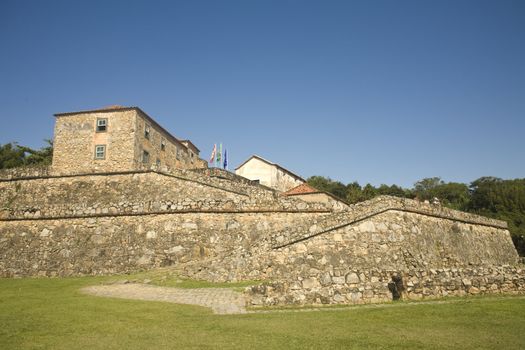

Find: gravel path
<box><xmin>81</xmin><ymin>283</ymin><xmax>247</xmax><ymax>315</ymax></box>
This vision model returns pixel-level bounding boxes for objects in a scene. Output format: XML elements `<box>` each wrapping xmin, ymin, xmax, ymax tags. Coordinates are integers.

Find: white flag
<box><xmin>209</xmin><ymin>144</ymin><xmax>216</xmax><ymax>163</ymax></box>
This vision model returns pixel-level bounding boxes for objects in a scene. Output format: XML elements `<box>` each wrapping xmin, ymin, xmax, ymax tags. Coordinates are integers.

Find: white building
<box><xmin>235</xmin><ymin>155</ymin><xmax>305</xmax><ymax>192</ymax></box>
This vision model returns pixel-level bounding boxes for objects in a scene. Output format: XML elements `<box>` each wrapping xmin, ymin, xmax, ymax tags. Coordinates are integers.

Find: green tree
<box><xmin>345</xmin><ymin>182</ymin><xmax>362</xmax><ymax>204</ymax></box>
<box><xmin>468</xmin><ymin>177</ymin><xmax>525</xmax><ymax>256</ymax></box>
<box><xmin>414</xmin><ymin>177</ymin><xmax>444</xmax><ymax>200</ymax></box>
<box><xmin>307</xmin><ymin>176</ymin><xmax>347</xmax><ymax>200</ymax></box>
<box><xmin>377</xmin><ymin>184</ymin><xmax>411</xmax><ymax>198</ymax></box>
<box><xmin>361</xmin><ymin>184</ymin><xmax>377</xmax><ymax>201</ymax></box>
<box><xmin>432</xmin><ymin>182</ymin><xmax>470</xmax><ymax>210</ymax></box>
<box><xmin>24</xmin><ymin>139</ymin><xmax>53</xmax><ymax>166</ymax></box>
<box><xmin>0</xmin><ymin>141</ymin><xmax>53</xmax><ymax>169</ymax></box>
<box><xmin>0</xmin><ymin>143</ymin><xmax>26</xmax><ymax>169</ymax></box>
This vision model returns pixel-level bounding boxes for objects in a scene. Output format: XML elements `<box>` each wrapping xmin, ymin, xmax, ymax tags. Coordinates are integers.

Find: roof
<box><xmin>54</xmin><ymin>105</ymin><xmax>136</xmax><ymax>116</ymax></box>
<box><xmin>54</xmin><ymin>106</ymin><xmax>197</xmax><ymax>153</ymax></box>
<box><xmin>282</xmin><ymin>183</ymin><xmax>319</xmax><ymax>195</ymax></box>
<box><xmin>283</xmin><ymin>183</ymin><xmax>349</xmax><ymax>205</ymax></box>
<box><xmin>180</xmin><ymin>140</ymin><xmax>200</xmax><ymax>153</ymax></box>
<box><xmin>235</xmin><ymin>155</ymin><xmax>306</xmax><ymax>182</ymax></box>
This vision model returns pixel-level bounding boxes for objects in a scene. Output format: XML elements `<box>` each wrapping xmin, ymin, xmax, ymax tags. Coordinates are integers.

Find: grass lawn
<box><xmin>1</xmin><ymin>276</ymin><xmax>525</xmax><ymax>350</ymax></box>
<box><xmin>116</xmin><ymin>268</ymin><xmax>263</xmax><ymax>290</ymax></box>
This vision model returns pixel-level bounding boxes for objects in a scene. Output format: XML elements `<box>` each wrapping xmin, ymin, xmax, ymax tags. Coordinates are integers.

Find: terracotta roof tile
<box><xmin>283</xmin><ymin>183</ymin><xmax>319</xmax><ymax>195</ymax></box>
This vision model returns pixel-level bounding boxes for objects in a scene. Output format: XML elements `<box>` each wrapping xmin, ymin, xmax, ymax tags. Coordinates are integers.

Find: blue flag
<box><xmin>223</xmin><ymin>149</ymin><xmax>227</xmax><ymax>169</ymax></box>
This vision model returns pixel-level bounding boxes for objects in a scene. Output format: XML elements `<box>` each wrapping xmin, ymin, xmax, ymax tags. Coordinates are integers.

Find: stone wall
<box><xmin>246</xmin><ymin>266</ymin><xmax>525</xmax><ymax>306</ymax></box>
<box><xmin>266</xmin><ymin>196</ymin><xmax>508</xmax><ymax>249</ymax></box>
<box><xmin>0</xmin><ymin>212</ymin><xmax>323</xmax><ymax>278</ymax></box>
<box><xmin>237</xmin><ymin>209</ymin><xmax>522</xmax><ymax>306</ymax></box>
<box><xmin>171</xmin><ymin>199</ymin><xmax>523</xmax><ymax>304</ymax></box>
<box><xmin>284</xmin><ymin>192</ymin><xmax>349</xmax><ymax>211</ymax></box>
<box><xmin>191</xmin><ymin>167</ymin><xmax>264</xmax><ymax>187</ymax></box>
<box><xmin>0</xmin><ymin>166</ymin><xmax>523</xmax><ymax>306</ymax></box>
<box><xmin>0</xmin><ymin>165</ymin><xmax>51</xmax><ymax>180</ymax></box>
<box><xmin>0</xmin><ymin>168</ymin><xmax>331</xmax><ymax>277</ymax></box>
<box><xmin>0</xmin><ymin>170</ymin><xmax>332</xmax><ymax>221</ymax></box>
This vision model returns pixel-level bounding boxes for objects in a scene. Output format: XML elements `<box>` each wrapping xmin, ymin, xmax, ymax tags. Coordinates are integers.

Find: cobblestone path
<box><xmin>82</xmin><ymin>284</ymin><xmax>247</xmax><ymax>315</ymax></box>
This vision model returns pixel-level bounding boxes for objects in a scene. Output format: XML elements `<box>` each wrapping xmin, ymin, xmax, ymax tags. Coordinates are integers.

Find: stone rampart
<box><xmin>246</xmin><ymin>266</ymin><xmax>525</xmax><ymax>306</ymax></box>
<box><xmin>0</xmin><ymin>168</ymin><xmax>331</xmax><ymax>277</ymax></box>
<box><xmin>191</xmin><ymin>168</ymin><xmax>264</xmax><ymax>187</ymax></box>
<box><xmin>1</xmin><ymin>169</ymin><xmax>334</xmax><ymax>221</ymax></box>
<box><xmin>0</xmin><ymin>212</ymin><xmax>325</xmax><ymax>278</ymax></box>
<box><xmin>0</xmin><ymin>168</ymin><xmax>523</xmax><ymax>306</ymax></box>
<box><xmin>176</xmin><ymin>205</ymin><xmax>523</xmax><ymax>303</ymax></box>
<box><xmin>0</xmin><ymin>165</ymin><xmax>52</xmax><ymax>180</ymax></box>
<box><xmin>268</xmin><ymin>196</ymin><xmax>507</xmax><ymax>249</ymax></box>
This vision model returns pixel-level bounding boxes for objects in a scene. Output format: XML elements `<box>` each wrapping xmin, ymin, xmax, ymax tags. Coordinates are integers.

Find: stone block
<box><xmin>302</xmin><ymin>278</ymin><xmax>320</xmax><ymax>289</ymax></box>
<box><xmin>346</xmin><ymin>272</ymin><xmax>360</xmax><ymax>284</ymax></box>
<box><xmin>332</xmin><ymin>276</ymin><xmax>345</xmax><ymax>285</ymax></box>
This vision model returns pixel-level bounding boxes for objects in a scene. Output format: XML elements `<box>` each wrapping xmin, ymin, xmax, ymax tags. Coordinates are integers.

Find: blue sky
<box><xmin>0</xmin><ymin>0</ymin><xmax>523</xmax><ymax>188</ymax></box>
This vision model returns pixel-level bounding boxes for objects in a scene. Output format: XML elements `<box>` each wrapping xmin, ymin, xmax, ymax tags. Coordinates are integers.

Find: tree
<box><xmin>24</xmin><ymin>139</ymin><xmax>53</xmax><ymax>166</ymax></box>
<box><xmin>345</xmin><ymin>182</ymin><xmax>362</xmax><ymax>204</ymax></box>
<box><xmin>468</xmin><ymin>177</ymin><xmax>525</xmax><ymax>256</ymax></box>
<box><xmin>307</xmin><ymin>176</ymin><xmax>347</xmax><ymax>200</ymax></box>
<box><xmin>361</xmin><ymin>184</ymin><xmax>377</xmax><ymax>201</ymax></box>
<box><xmin>414</xmin><ymin>177</ymin><xmax>444</xmax><ymax>200</ymax></box>
<box><xmin>0</xmin><ymin>141</ymin><xmax>53</xmax><ymax>169</ymax></box>
<box><xmin>377</xmin><ymin>184</ymin><xmax>411</xmax><ymax>198</ymax></box>
<box><xmin>432</xmin><ymin>182</ymin><xmax>470</xmax><ymax>210</ymax></box>
<box><xmin>0</xmin><ymin>143</ymin><xmax>26</xmax><ymax>169</ymax></box>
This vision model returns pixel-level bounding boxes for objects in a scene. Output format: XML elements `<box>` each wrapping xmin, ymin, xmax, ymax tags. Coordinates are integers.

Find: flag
<box><xmin>209</xmin><ymin>144</ymin><xmax>216</xmax><ymax>164</ymax></box>
<box><xmin>223</xmin><ymin>149</ymin><xmax>227</xmax><ymax>169</ymax></box>
<box><xmin>216</xmin><ymin>143</ymin><xmax>222</xmax><ymax>167</ymax></box>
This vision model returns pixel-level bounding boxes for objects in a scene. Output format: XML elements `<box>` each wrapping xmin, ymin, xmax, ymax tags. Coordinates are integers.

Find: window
<box><xmin>190</xmin><ymin>151</ymin><xmax>194</xmax><ymax>163</ymax></box>
<box><xmin>161</xmin><ymin>138</ymin><xmax>166</xmax><ymax>151</ymax></box>
<box><xmin>94</xmin><ymin>145</ymin><xmax>106</xmax><ymax>159</ymax></box>
<box><xmin>144</xmin><ymin>125</ymin><xmax>150</xmax><ymax>140</ymax></box>
<box><xmin>156</xmin><ymin>158</ymin><xmax>161</xmax><ymax>167</ymax></box>
<box><xmin>96</xmin><ymin>118</ymin><xmax>107</xmax><ymax>132</ymax></box>
<box><xmin>142</xmin><ymin>150</ymin><xmax>150</xmax><ymax>163</ymax></box>
<box><xmin>175</xmin><ymin>146</ymin><xmax>180</xmax><ymax>160</ymax></box>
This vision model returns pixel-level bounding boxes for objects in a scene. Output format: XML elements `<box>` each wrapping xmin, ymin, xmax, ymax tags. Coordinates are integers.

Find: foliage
<box><xmin>1</xmin><ymin>276</ymin><xmax>525</xmax><ymax>350</ymax></box>
<box><xmin>414</xmin><ymin>177</ymin><xmax>444</xmax><ymax>197</ymax></box>
<box><xmin>0</xmin><ymin>143</ymin><xmax>26</xmax><ymax>169</ymax></box>
<box><xmin>468</xmin><ymin>177</ymin><xmax>525</xmax><ymax>256</ymax></box>
<box><xmin>307</xmin><ymin>176</ymin><xmax>347</xmax><ymax>200</ymax></box>
<box><xmin>0</xmin><ymin>140</ymin><xmax>53</xmax><ymax>169</ymax></box>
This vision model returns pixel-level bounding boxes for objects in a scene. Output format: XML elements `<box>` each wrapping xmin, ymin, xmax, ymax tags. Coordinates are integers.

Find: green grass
<box><xmin>1</xmin><ymin>276</ymin><xmax>525</xmax><ymax>350</ymax></box>
<box><xmin>109</xmin><ymin>268</ymin><xmax>263</xmax><ymax>290</ymax></box>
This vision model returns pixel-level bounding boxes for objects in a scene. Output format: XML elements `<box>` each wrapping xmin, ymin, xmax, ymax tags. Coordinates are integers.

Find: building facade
<box><xmin>52</xmin><ymin>106</ymin><xmax>206</xmax><ymax>174</ymax></box>
<box><xmin>235</xmin><ymin>155</ymin><xmax>305</xmax><ymax>192</ymax></box>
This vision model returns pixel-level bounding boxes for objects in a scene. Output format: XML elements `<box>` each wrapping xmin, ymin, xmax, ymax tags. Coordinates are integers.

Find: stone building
<box><xmin>235</xmin><ymin>155</ymin><xmax>305</xmax><ymax>192</ymax></box>
<box><xmin>52</xmin><ymin>105</ymin><xmax>207</xmax><ymax>174</ymax></box>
